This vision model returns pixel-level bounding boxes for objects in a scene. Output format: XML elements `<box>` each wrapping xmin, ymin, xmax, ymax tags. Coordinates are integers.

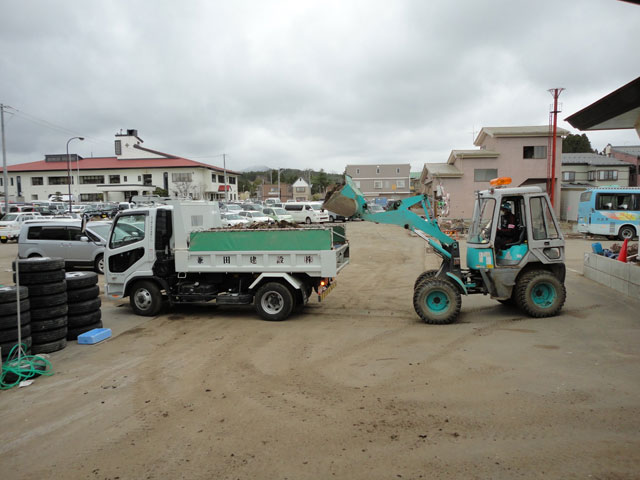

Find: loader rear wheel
<box><xmin>254</xmin><ymin>282</ymin><xmax>293</xmax><ymax>321</ymax></box>
<box><xmin>515</xmin><ymin>270</ymin><xmax>566</xmax><ymax>318</ymax></box>
<box><xmin>413</xmin><ymin>270</ymin><xmax>439</xmax><ymax>290</ymax></box>
<box><xmin>413</xmin><ymin>279</ymin><xmax>461</xmax><ymax>325</ymax></box>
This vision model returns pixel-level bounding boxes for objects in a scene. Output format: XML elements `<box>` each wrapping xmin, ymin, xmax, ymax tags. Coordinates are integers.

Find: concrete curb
<box><xmin>583</xmin><ymin>252</ymin><xmax>640</xmax><ymax>298</ymax></box>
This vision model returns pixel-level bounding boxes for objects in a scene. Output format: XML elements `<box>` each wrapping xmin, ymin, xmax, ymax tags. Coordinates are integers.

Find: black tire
<box><xmin>67</xmin><ymin>297</ymin><xmax>101</xmax><ymax>315</ymax></box>
<box><xmin>26</xmin><ymin>280</ymin><xmax>67</xmax><ymax>296</ymax></box>
<box><xmin>0</xmin><ymin>310</ymin><xmax>31</xmax><ymax>329</ymax></box>
<box><xmin>67</xmin><ymin>321</ymin><xmax>103</xmax><ymax>340</ymax></box>
<box><xmin>31</xmin><ymin>303</ymin><xmax>68</xmax><ymax>320</ymax></box>
<box><xmin>254</xmin><ymin>282</ymin><xmax>294</xmax><ymax>321</ymax></box>
<box><xmin>514</xmin><ymin>270</ymin><xmax>566</xmax><ymax>318</ymax></box>
<box><xmin>129</xmin><ymin>280</ymin><xmax>163</xmax><ymax>316</ymax></box>
<box><xmin>32</xmin><ymin>326</ymin><xmax>68</xmax><ymax>344</ymax></box>
<box><xmin>0</xmin><ymin>238</ymin><xmax>7</xmax><ymax>244</ymax></box>
<box><xmin>413</xmin><ymin>270</ymin><xmax>439</xmax><ymax>291</ymax></box>
<box><xmin>413</xmin><ymin>279</ymin><xmax>462</xmax><ymax>325</ymax></box>
<box><xmin>0</xmin><ymin>324</ymin><xmax>32</xmax><ymax>343</ymax></box>
<box><xmin>618</xmin><ymin>225</ymin><xmax>636</xmax><ymax>241</ymax></box>
<box><xmin>1</xmin><ymin>336</ymin><xmax>32</xmax><ymax>359</ymax></box>
<box><xmin>67</xmin><ymin>285</ymin><xmax>100</xmax><ymax>303</ymax></box>
<box><xmin>29</xmin><ymin>292</ymin><xmax>68</xmax><ymax>309</ymax></box>
<box><xmin>305</xmin><ymin>217</ymin><xmax>312</xmax><ymax>224</ymax></box>
<box><xmin>65</xmin><ymin>271</ymin><xmax>99</xmax><ymax>290</ymax></box>
<box><xmin>329</xmin><ymin>215</ymin><xmax>335</xmax><ymax>222</ymax></box>
<box><xmin>31</xmin><ymin>316</ymin><xmax>68</xmax><ymax>332</ymax></box>
<box><xmin>0</xmin><ymin>286</ymin><xmax>29</xmax><ymax>303</ymax></box>
<box><xmin>68</xmin><ymin>310</ymin><xmax>102</xmax><ymax>328</ymax></box>
<box><xmin>12</xmin><ymin>257</ymin><xmax>65</xmax><ymax>273</ymax></box>
<box><xmin>32</xmin><ymin>338</ymin><xmax>67</xmax><ymax>355</ymax></box>
<box><xmin>94</xmin><ymin>254</ymin><xmax>105</xmax><ymax>274</ymax></box>
<box><xmin>2</xmin><ymin>299</ymin><xmax>30</xmax><ymax>315</ymax></box>
<box><xmin>14</xmin><ymin>269</ymin><xmax>65</xmax><ymax>285</ymax></box>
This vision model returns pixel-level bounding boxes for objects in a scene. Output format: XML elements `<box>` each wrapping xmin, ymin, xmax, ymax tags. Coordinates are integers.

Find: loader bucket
<box><xmin>323</xmin><ymin>175</ymin><xmax>365</xmax><ymax>218</ymax></box>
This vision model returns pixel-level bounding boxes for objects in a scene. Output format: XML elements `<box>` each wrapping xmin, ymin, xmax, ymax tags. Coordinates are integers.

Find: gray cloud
<box><xmin>1</xmin><ymin>0</ymin><xmax>639</xmax><ymax>173</ymax></box>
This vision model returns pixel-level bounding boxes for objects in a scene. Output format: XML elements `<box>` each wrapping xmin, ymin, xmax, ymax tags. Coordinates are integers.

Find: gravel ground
<box><xmin>0</xmin><ymin>224</ymin><xmax>639</xmax><ymax>480</ymax></box>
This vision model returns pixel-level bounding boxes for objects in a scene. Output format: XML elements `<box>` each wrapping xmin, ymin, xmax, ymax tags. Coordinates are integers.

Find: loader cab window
<box><xmin>495</xmin><ymin>197</ymin><xmax>526</xmax><ymax>252</ymax></box>
<box><xmin>468</xmin><ymin>198</ymin><xmax>496</xmax><ymax>244</ymax></box>
<box><xmin>530</xmin><ymin>196</ymin><xmax>559</xmax><ymax>240</ymax></box>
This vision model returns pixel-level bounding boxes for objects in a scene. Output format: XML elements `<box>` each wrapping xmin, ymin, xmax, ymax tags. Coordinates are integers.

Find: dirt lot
<box><xmin>1</xmin><ymin>223</ymin><xmax>639</xmax><ymax>480</ymax></box>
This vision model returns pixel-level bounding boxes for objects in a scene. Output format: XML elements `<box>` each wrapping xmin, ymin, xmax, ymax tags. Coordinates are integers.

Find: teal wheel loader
<box><xmin>323</xmin><ymin>176</ymin><xmax>566</xmax><ymax>324</ymax></box>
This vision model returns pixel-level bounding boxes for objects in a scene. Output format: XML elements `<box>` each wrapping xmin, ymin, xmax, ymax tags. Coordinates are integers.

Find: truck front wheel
<box><xmin>130</xmin><ymin>280</ymin><xmax>163</xmax><ymax>316</ymax></box>
<box><xmin>254</xmin><ymin>282</ymin><xmax>294</xmax><ymax>321</ymax></box>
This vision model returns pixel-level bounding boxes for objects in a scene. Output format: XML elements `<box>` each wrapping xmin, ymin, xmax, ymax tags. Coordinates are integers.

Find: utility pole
<box><xmin>548</xmin><ymin>88</ymin><xmax>564</xmax><ymax>208</ymax></box>
<box><xmin>1</xmin><ymin>104</ymin><xmax>8</xmax><ymax>214</ymax></box>
<box><xmin>223</xmin><ymin>153</ymin><xmax>228</xmax><ymax>202</ymax></box>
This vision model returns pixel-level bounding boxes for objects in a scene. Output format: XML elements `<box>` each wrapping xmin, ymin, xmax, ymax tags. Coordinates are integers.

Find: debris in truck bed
<box><xmin>220</xmin><ymin>220</ymin><xmax>301</xmax><ymax>230</ymax></box>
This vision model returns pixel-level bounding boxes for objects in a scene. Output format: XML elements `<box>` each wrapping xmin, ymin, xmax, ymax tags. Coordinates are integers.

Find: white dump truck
<box><xmin>104</xmin><ymin>200</ymin><xmax>349</xmax><ymax>321</ymax></box>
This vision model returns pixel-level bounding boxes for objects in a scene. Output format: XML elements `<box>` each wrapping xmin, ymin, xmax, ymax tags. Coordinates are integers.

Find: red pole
<box><xmin>548</xmin><ymin>88</ymin><xmax>564</xmax><ymax>207</ymax></box>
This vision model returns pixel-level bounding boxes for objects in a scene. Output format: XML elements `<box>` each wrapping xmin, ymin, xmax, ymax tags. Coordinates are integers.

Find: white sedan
<box><xmin>238</xmin><ymin>210</ymin><xmax>273</xmax><ymax>224</ymax></box>
<box><xmin>221</xmin><ymin>213</ymin><xmax>251</xmax><ymax>227</ymax></box>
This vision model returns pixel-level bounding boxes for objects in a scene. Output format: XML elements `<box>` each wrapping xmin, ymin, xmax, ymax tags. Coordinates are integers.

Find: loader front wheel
<box><xmin>413</xmin><ymin>269</ymin><xmax>439</xmax><ymax>290</ymax></box>
<box><xmin>413</xmin><ymin>279</ymin><xmax>461</xmax><ymax>325</ymax></box>
<box><xmin>515</xmin><ymin>270</ymin><xmax>566</xmax><ymax>318</ymax></box>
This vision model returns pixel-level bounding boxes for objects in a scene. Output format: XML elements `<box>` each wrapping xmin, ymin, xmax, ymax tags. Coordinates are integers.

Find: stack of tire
<box><xmin>65</xmin><ymin>272</ymin><xmax>103</xmax><ymax>340</ymax></box>
<box><xmin>0</xmin><ymin>286</ymin><xmax>31</xmax><ymax>360</ymax></box>
<box><xmin>13</xmin><ymin>257</ymin><xmax>68</xmax><ymax>355</ymax></box>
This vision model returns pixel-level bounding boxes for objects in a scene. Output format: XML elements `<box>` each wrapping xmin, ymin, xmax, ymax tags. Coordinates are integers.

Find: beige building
<box><xmin>291</xmin><ymin>177</ymin><xmax>312</xmax><ymax>201</ymax></box>
<box><xmin>345</xmin><ymin>163</ymin><xmax>411</xmax><ymax>204</ymax></box>
<box><xmin>420</xmin><ymin>126</ymin><xmax>569</xmax><ymax>219</ymax></box>
<box><xmin>560</xmin><ymin>152</ymin><xmax>632</xmax><ymax>221</ymax></box>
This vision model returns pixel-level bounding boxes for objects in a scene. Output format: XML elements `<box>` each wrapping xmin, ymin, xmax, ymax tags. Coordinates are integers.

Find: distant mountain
<box><xmin>241</xmin><ymin>165</ymin><xmax>272</xmax><ymax>172</ymax></box>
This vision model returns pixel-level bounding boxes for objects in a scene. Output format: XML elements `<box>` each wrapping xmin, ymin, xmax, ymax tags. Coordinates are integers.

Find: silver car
<box><xmin>18</xmin><ymin>220</ymin><xmax>112</xmax><ymax>274</ymax></box>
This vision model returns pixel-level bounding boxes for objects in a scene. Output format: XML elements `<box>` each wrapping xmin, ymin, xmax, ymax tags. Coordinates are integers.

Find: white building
<box><xmin>0</xmin><ymin>129</ymin><xmax>239</xmax><ymax>203</ymax></box>
<box><xmin>291</xmin><ymin>177</ymin><xmax>312</xmax><ymax>201</ymax></box>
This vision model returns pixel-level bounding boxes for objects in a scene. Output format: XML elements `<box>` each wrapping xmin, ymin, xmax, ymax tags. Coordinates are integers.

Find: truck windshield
<box><xmin>110</xmin><ymin>214</ymin><xmax>146</xmax><ymax>248</ymax></box>
<box><xmin>468</xmin><ymin>198</ymin><xmax>496</xmax><ymax>244</ymax></box>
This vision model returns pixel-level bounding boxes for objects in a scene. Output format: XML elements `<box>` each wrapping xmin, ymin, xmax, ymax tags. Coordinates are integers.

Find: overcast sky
<box><xmin>1</xmin><ymin>0</ymin><xmax>639</xmax><ymax>173</ymax></box>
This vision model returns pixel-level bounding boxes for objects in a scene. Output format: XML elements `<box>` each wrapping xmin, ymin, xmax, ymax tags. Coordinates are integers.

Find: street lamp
<box><xmin>66</xmin><ymin>136</ymin><xmax>84</xmax><ymax>212</ymax></box>
<box><xmin>277</xmin><ymin>168</ymin><xmax>284</xmax><ymax>201</ymax></box>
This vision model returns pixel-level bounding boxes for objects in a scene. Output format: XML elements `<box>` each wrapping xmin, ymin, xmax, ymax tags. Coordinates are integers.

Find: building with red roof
<box><xmin>0</xmin><ymin>129</ymin><xmax>240</xmax><ymax>203</ymax></box>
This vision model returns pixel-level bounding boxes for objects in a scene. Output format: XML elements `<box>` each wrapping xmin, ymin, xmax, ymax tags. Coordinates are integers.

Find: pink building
<box><xmin>420</xmin><ymin>126</ymin><xmax>569</xmax><ymax>219</ymax></box>
<box><xmin>605</xmin><ymin>145</ymin><xmax>640</xmax><ymax>186</ymax></box>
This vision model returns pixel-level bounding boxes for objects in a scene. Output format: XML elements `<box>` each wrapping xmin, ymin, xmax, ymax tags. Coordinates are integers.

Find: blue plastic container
<box><xmin>77</xmin><ymin>328</ymin><xmax>112</xmax><ymax>345</ymax></box>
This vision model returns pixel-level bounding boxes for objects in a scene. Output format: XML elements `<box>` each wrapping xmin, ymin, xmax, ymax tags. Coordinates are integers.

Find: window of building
<box><xmin>31</xmin><ymin>194</ymin><xmax>38</xmax><ymax>200</ymax></box>
<box><xmin>523</xmin><ymin>146</ymin><xmax>547</xmax><ymax>159</ymax></box>
<box><xmin>48</xmin><ymin>176</ymin><xmax>71</xmax><ymax>185</ymax></box>
<box><xmin>295</xmin><ymin>187</ymin><xmax>306</xmax><ymax>192</ymax></box>
<box><xmin>474</xmin><ymin>168</ymin><xmax>498</xmax><ymax>182</ymax></box>
<box><xmin>10</xmin><ymin>177</ymin><xmax>14</xmax><ymax>186</ymax></box>
<box><xmin>80</xmin><ymin>193</ymin><xmax>103</xmax><ymax>202</ymax></box>
<box><xmin>374</xmin><ymin>181</ymin><xmax>383</xmax><ymax>189</ymax></box>
<box><xmin>143</xmin><ymin>174</ymin><xmax>152</xmax><ymax>186</ymax></box>
<box><xmin>80</xmin><ymin>175</ymin><xmax>105</xmax><ymax>184</ymax></box>
<box><xmin>0</xmin><ymin>178</ymin><xmax>2</xmax><ymax>186</ymax></box>
<box><xmin>396</xmin><ymin>180</ymin><xmax>406</xmax><ymax>188</ymax></box>
<box><xmin>597</xmin><ymin>170</ymin><xmax>617</xmax><ymax>181</ymax></box>
<box><xmin>172</xmin><ymin>173</ymin><xmax>193</xmax><ymax>182</ymax></box>
<box><xmin>588</xmin><ymin>171</ymin><xmax>596</xmax><ymax>181</ymax></box>
<box><xmin>228</xmin><ymin>176</ymin><xmax>236</xmax><ymax>184</ymax></box>
<box><xmin>396</xmin><ymin>168</ymin><xmax>400</xmax><ymax>174</ymax></box>
<box><xmin>356</xmin><ymin>168</ymin><xmax>360</xmax><ymax>174</ymax></box>
<box><xmin>354</xmin><ymin>180</ymin><xmax>361</xmax><ymax>188</ymax></box>
<box><xmin>212</xmin><ymin>173</ymin><xmax>217</xmax><ymax>182</ymax></box>
<box><xmin>123</xmin><ymin>176</ymin><xmax>128</xmax><ymax>182</ymax></box>
<box><xmin>376</xmin><ymin>167</ymin><xmax>380</xmax><ymax>174</ymax></box>
<box><xmin>110</xmin><ymin>175</ymin><xmax>120</xmax><ymax>184</ymax></box>
<box><xmin>114</xmin><ymin>140</ymin><xmax>122</xmax><ymax>155</ymax></box>
<box><xmin>562</xmin><ymin>171</ymin><xmax>575</xmax><ymax>182</ymax></box>
<box><xmin>31</xmin><ymin>177</ymin><xmax>44</xmax><ymax>186</ymax></box>
<box><xmin>218</xmin><ymin>175</ymin><xmax>225</xmax><ymax>183</ymax></box>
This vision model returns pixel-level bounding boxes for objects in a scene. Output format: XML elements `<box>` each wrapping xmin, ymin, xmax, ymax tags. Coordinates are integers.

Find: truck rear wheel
<box><xmin>254</xmin><ymin>282</ymin><xmax>293</xmax><ymax>321</ymax></box>
<box><xmin>515</xmin><ymin>270</ymin><xmax>566</xmax><ymax>318</ymax></box>
<box><xmin>130</xmin><ymin>280</ymin><xmax>163</xmax><ymax>317</ymax></box>
<box><xmin>413</xmin><ymin>279</ymin><xmax>461</xmax><ymax>325</ymax></box>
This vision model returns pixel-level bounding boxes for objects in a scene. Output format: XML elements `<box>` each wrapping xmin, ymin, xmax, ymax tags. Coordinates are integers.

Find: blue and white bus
<box><xmin>577</xmin><ymin>187</ymin><xmax>640</xmax><ymax>240</ymax></box>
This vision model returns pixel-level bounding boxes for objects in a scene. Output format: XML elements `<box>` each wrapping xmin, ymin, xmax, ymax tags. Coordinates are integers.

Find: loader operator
<box><xmin>495</xmin><ymin>204</ymin><xmax>518</xmax><ymax>252</ymax></box>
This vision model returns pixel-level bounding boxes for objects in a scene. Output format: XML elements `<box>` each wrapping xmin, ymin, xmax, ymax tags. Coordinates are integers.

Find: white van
<box><xmin>0</xmin><ymin>212</ymin><xmax>42</xmax><ymax>243</ymax></box>
<box><xmin>283</xmin><ymin>202</ymin><xmax>330</xmax><ymax>224</ymax></box>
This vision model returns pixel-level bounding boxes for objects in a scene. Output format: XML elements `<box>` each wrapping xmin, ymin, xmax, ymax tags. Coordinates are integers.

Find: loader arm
<box><xmin>323</xmin><ymin>176</ymin><xmax>461</xmax><ymax>270</ymax></box>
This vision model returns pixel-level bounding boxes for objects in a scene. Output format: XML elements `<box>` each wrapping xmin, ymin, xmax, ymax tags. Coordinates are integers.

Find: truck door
<box><xmin>106</xmin><ymin>212</ymin><xmax>149</xmax><ymax>276</ymax></box>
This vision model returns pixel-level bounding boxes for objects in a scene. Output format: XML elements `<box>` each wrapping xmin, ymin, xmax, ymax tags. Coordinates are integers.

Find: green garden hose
<box><xmin>0</xmin><ymin>344</ymin><xmax>54</xmax><ymax>390</ymax></box>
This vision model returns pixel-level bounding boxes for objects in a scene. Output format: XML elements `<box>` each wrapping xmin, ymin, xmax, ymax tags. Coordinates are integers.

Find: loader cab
<box><xmin>467</xmin><ymin>179</ymin><xmax>564</xmax><ymax>270</ymax></box>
